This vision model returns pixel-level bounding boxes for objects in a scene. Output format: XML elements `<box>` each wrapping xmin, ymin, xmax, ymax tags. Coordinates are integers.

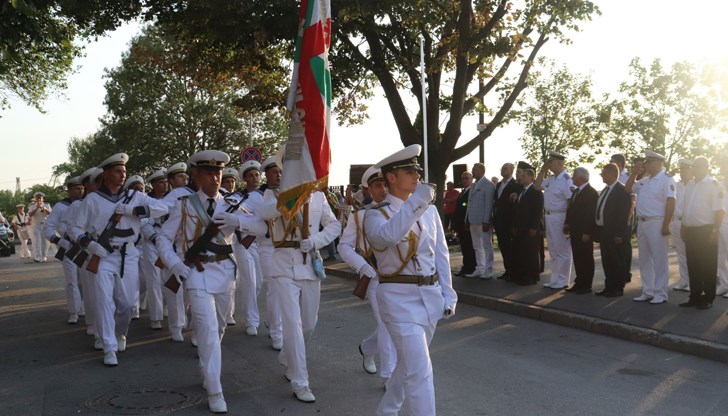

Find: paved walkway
<box><xmin>325</xmin><ymin>245</ymin><xmax>728</xmax><ymax>363</ymax></box>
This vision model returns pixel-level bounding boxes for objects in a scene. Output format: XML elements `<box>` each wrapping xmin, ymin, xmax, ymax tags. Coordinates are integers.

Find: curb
<box><xmin>325</xmin><ymin>265</ymin><xmax>728</xmax><ymax>364</ymax></box>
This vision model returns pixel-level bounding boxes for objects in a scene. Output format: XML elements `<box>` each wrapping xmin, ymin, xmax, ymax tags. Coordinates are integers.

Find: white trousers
<box><xmin>545</xmin><ymin>213</ymin><xmax>572</xmax><ymax>286</ymax></box>
<box><xmin>188</xmin><ymin>288</ymin><xmax>231</xmax><ymax>396</ymax></box>
<box><xmin>670</xmin><ymin>219</ymin><xmax>689</xmax><ymax>288</ymax></box>
<box><xmin>95</xmin><ymin>247</ymin><xmax>140</xmax><ymax>353</ymax></box>
<box><xmin>376</xmin><ymin>320</ymin><xmax>437</xmax><ymax>416</ymax></box>
<box><xmin>637</xmin><ymin>219</ymin><xmax>670</xmax><ymax>301</ymax></box>
<box><xmin>360</xmin><ymin>278</ymin><xmax>397</xmax><ymax>379</ymax></box>
<box><xmin>469</xmin><ymin>224</ymin><xmax>494</xmax><ymax>276</ymax></box>
<box><xmin>234</xmin><ymin>244</ymin><xmax>263</xmax><ymax>327</ymax></box>
<box><xmin>272</xmin><ymin>276</ymin><xmax>320</xmax><ymax>390</ymax></box>
<box><xmin>141</xmin><ymin>257</ymin><xmax>164</xmax><ymax>322</ymax></box>
<box><xmin>79</xmin><ymin>267</ymin><xmax>98</xmax><ymax>337</ymax></box>
<box><xmin>61</xmin><ymin>258</ymin><xmax>82</xmax><ymax>314</ymax></box>
<box><xmin>716</xmin><ymin>221</ymin><xmax>728</xmax><ymax>293</ymax></box>
<box><xmin>17</xmin><ymin>230</ymin><xmax>31</xmax><ymax>257</ymax></box>
<box><xmin>259</xmin><ymin>246</ymin><xmax>282</xmax><ymax>343</ymax></box>
<box><xmin>30</xmin><ymin>225</ymin><xmax>48</xmax><ymax>261</ymax></box>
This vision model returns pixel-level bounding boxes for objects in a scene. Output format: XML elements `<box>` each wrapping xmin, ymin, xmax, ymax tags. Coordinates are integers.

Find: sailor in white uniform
<box><xmin>11</xmin><ymin>204</ymin><xmax>31</xmax><ymax>258</ymax></box>
<box><xmin>139</xmin><ymin>168</ymin><xmax>168</xmax><ymax>331</ymax></box>
<box><xmin>28</xmin><ymin>192</ymin><xmax>52</xmax><ymax>262</ymax></box>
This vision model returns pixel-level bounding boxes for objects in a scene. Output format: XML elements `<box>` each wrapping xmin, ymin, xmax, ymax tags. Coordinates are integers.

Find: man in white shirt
<box><xmin>28</xmin><ymin>192</ymin><xmax>52</xmax><ymax>262</ymax></box>
<box><xmin>670</xmin><ymin>159</ymin><xmax>693</xmax><ymax>291</ymax></box>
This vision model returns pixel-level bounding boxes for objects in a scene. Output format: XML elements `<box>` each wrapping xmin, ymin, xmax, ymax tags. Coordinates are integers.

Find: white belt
<box><xmin>638</xmin><ymin>215</ymin><xmax>664</xmax><ymax>222</ymax></box>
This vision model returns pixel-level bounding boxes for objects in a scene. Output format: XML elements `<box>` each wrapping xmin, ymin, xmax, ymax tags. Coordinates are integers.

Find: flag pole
<box><xmin>419</xmin><ymin>34</ymin><xmax>428</xmax><ymax>183</ymax></box>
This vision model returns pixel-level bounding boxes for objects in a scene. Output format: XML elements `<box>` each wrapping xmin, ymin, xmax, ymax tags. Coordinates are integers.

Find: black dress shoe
<box><xmin>595</xmin><ymin>289</ymin><xmax>607</xmax><ymax>296</ymax></box>
<box><xmin>679</xmin><ymin>301</ymin><xmax>698</xmax><ymax>307</ymax></box>
<box><xmin>565</xmin><ymin>286</ymin><xmax>578</xmax><ymax>293</ymax></box>
<box><xmin>603</xmin><ymin>289</ymin><xmax>623</xmax><ymax>298</ymax></box>
<box><xmin>573</xmin><ymin>288</ymin><xmax>592</xmax><ymax>295</ymax></box>
<box><xmin>697</xmin><ymin>302</ymin><xmax>713</xmax><ymax>310</ymax></box>
<box><xmin>455</xmin><ymin>270</ymin><xmax>465</xmax><ymax>277</ymax></box>
<box><xmin>497</xmin><ymin>273</ymin><xmax>509</xmax><ymax>280</ymax></box>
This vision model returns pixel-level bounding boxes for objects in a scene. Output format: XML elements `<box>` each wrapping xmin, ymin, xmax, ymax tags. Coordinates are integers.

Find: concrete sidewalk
<box><xmin>325</xmin><ymin>246</ymin><xmax>728</xmax><ymax>363</ymax></box>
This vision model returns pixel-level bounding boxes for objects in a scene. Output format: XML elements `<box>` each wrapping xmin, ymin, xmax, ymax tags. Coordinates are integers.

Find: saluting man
<box><xmin>44</xmin><ymin>176</ymin><xmax>85</xmax><ymax>324</ymax></box>
<box><xmin>28</xmin><ymin>192</ymin><xmax>52</xmax><ymax>262</ymax></box>
<box><xmin>12</xmin><ymin>204</ymin><xmax>31</xmax><ymax>258</ymax></box>
<box><xmin>338</xmin><ymin>166</ymin><xmax>397</xmax><ymax>386</ymax></box>
<box><xmin>259</xmin><ymin>149</ymin><xmax>341</xmax><ymax>403</ymax></box>
<box><xmin>71</xmin><ymin>153</ymin><xmax>168</xmax><ymax>367</ymax></box>
<box><xmin>535</xmin><ymin>151</ymin><xmax>574</xmax><ymax>290</ymax></box>
<box><xmin>626</xmin><ymin>150</ymin><xmax>676</xmax><ymax>304</ymax></box>
<box><xmin>364</xmin><ymin>144</ymin><xmax>457</xmax><ymax>416</ymax></box>
<box><xmin>157</xmin><ymin>150</ymin><xmax>264</xmax><ymax>413</ymax></box>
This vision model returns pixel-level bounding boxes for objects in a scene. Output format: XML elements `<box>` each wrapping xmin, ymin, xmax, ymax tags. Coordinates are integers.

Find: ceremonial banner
<box><xmin>277</xmin><ymin>0</ymin><xmax>332</xmax><ymax>220</ymax></box>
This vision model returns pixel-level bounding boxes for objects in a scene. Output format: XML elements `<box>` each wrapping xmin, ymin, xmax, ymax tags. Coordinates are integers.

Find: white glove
<box><xmin>358</xmin><ymin>263</ymin><xmax>377</xmax><ymax>278</ymax></box>
<box><xmin>170</xmin><ymin>261</ymin><xmax>191</xmax><ymax>280</ymax></box>
<box><xmin>212</xmin><ymin>212</ymin><xmax>239</xmax><ymax>229</ymax></box>
<box><xmin>444</xmin><ymin>304</ymin><xmax>456</xmax><ymax>319</ymax></box>
<box><xmin>115</xmin><ymin>204</ymin><xmax>134</xmax><ymax>216</ymax></box>
<box><xmin>87</xmin><ymin>241</ymin><xmax>109</xmax><ymax>258</ymax></box>
<box><xmin>57</xmin><ymin>239</ymin><xmax>72</xmax><ymax>250</ymax></box>
<box><xmin>414</xmin><ymin>182</ymin><xmax>436</xmax><ymax>203</ymax></box>
<box><xmin>300</xmin><ymin>238</ymin><xmax>314</xmax><ymax>253</ymax></box>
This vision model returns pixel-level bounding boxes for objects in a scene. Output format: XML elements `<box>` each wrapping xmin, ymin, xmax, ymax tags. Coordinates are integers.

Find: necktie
<box><xmin>207</xmin><ymin>198</ymin><xmax>216</xmax><ymax>217</ymax></box>
<box><xmin>595</xmin><ymin>187</ymin><xmax>608</xmax><ymax>220</ymax></box>
<box><xmin>571</xmin><ymin>187</ymin><xmax>580</xmax><ymax>202</ymax></box>
<box><xmin>518</xmin><ymin>187</ymin><xmax>526</xmax><ymax>202</ymax></box>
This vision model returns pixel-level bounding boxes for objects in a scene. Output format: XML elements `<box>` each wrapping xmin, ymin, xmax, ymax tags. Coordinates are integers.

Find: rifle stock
<box><xmin>86</xmin><ymin>254</ymin><xmax>101</xmax><ymax>273</ymax></box>
<box><xmin>72</xmin><ymin>250</ymin><xmax>88</xmax><ymax>267</ymax></box>
<box><xmin>54</xmin><ymin>246</ymin><xmax>66</xmax><ymax>261</ymax></box>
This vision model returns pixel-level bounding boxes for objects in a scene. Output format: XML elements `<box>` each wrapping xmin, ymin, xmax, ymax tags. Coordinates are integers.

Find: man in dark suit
<box><xmin>595</xmin><ymin>163</ymin><xmax>632</xmax><ymax>297</ymax></box>
<box><xmin>493</xmin><ymin>163</ymin><xmax>522</xmax><ymax>280</ymax></box>
<box><xmin>510</xmin><ymin>162</ymin><xmax>544</xmax><ymax>285</ymax></box>
<box><xmin>564</xmin><ymin>167</ymin><xmax>599</xmax><ymax>294</ymax></box>
<box><xmin>453</xmin><ymin>171</ymin><xmax>476</xmax><ymax>276</ymax></box>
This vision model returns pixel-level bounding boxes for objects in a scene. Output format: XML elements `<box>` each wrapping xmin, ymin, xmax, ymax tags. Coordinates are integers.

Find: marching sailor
<box><xmin>28</xmin><ymin>192</ymin><xmax>52</xmax><ymax>262</ymax></box>
<box><xmin>12</xmin><ymin>204</ymin><xmax>31</xmax><ymax>258</ymax></box>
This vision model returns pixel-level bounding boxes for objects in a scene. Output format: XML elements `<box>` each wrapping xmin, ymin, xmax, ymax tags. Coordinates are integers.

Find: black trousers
<box><xmin>511</xmin><ymin>229</ymin><xmax>541</xmax><ymax>284</ymax></box>
<box><xmin>495</xmin><ymin>225</ymin><xmax>513</xmax><ymax>274</ymax></box>
<box><xmin>456</xmin><ymin>228</ymin><xmax>476</xmax><ymax>274</ymax></box>
<box><xmin>570</xmin><ymin>234</ymin><xmax>594</xmax><ymax>289</ymax></box>
<box><xmin>598</xmin><ymin>229</ymin><xmax>627</xmax><ymax>291</ymax></box>
<box><xmin>685</xmin><ymin>225</ymin><xmax>719</xmax><ymax>304</ymax></box>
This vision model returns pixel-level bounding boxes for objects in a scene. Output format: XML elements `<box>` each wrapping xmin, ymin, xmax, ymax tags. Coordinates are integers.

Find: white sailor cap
<box><xmin>99</xmin><ymin>153</ymin><xmax>129</xmax><ymax>170</ymax></box>
<box><xmin>548</xmin><ymin>150</ymin><xmax>566</xmax><ymax>161</ymax></box>
<box><xmin>240</xmin><ymin>160</ymin><xmax>262</xmax><ymax>178</ymax></box>
<box><xmin>374</xmin><ymin>144</ymin><xmax>423</xmax><ymax>174</ymax></box>
<box><xmin>124</xmin><ymin>175</ymin><xmax>145</xmax><ymax>189</ymax></box>
<box><xmin>361</xmin><ymin>166</ymin><xmax>383</xmax><ymax>188</ymax></box>
<box><xmin>146</xmin><ymin>168</ymin><xmax>167</xmax><ymax>183</ymax></box>
<box><xmin>678</xmin><ymin>158</ymin><xmax>693</xmax><ymax>167</ymax></box>
<box><xmin>261</xmin><ymin>155</ymin><xmax>278</xmax><ymax>172</ymax></box>
<box><xmin>166</xmin><ymin>162</ymin><xmax>187</xmax><ymax>178</ymax></box>
<box><xmin>33</xmin><ymin>192</ymin><xmax>45</xmax><ymax>198</ymax></box>
<box><xmin>643</xmin><ymin>149</ymin><xmax>666</xmax><ymax>161</ymax></box>
<box><xmin>16</xmin><ymin>203</ymin><xmax>25</xmax><ymax>209</ymax></box>
<box><xmin>222</xmin><ymin>167</ymin><xmax>238</xmax><ymax>179</ymax></box>
<box><xmin>64</xmin><ymin>176</ymin><xmax>82</xmax><ymax>187</ymax></box>
<box><xmin>188</xmin><ymin>150</ymin><xmax>230</xmax><ymax>170</ymax></box>
<box><xmin>80</xmin><ymin>167</ymin><xmax>102</xmax><ymax>183</ymax></box>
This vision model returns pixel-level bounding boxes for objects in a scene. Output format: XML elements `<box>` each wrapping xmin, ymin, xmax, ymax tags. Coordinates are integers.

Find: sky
<box><xmin>1</xmin><ymin>0</ymin><xmax>726</xmax><ymax>192</ymax></box>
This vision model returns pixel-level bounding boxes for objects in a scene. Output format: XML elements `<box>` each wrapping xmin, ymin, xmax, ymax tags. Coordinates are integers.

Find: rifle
<box><xmin>164</xmin><ymin>221</ymin><xmax>228</xmax><ymax>293</ymax></box>
<box><xmin>54</xmin><ymin>245</ymin><xmax>66</xmax><ymax>261</ymax></box>
<box><xmin>86</xmin><ymin>190</ymin><xmax>136</xmax><ymax>273</ymax></box>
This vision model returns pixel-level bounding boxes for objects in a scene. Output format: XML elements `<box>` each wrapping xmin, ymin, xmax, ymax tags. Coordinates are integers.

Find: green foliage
<box><xmin>596</xmin><ymin>58</ymin><xmax>728</xmax><ymax>168</ymax></box>
<box><xmin>510</xmin><ymin>58</ymin><xmax>599</xmax><ymax>170</ymax></box>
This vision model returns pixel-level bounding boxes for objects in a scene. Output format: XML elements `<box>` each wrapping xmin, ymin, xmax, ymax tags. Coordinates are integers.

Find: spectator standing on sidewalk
<box><xmin>671</xmin><ymin>159</ymin><xmax>694</xmax><ymax>292</ymax></box>
<box><xmin>563</xmin><ymin>167</ymin><xmax>598</xmax><ymax>294</ymax></box>
<box><xmin>466</xmin><ymin>163</ymin><xmax>496</xmax><ymax>279</ymax></box>
<box><xmin>443</xmin><ymin>181</ymin><xmax>459</xmax><ymax>231</ymax></box>
<box><xmin>453</xmin><ymin>171</ymin><xmax>476</xmax><ymax>276</ymax></box>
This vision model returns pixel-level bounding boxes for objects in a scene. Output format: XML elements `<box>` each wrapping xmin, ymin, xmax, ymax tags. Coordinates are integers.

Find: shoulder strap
<box><xmin>188</xmin><ymin>193</ymin><xmax>227</xmax><ymax>246</ymax></box>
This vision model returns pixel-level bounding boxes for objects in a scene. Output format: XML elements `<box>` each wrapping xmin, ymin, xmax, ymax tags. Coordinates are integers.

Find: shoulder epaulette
<box><xmin>564</xmin><ymin>173</ymin><xmax>571</xmax><ymax>180</ymax></box>
<box><xmin>371</xmin><ymin>201</ymin><xmax>390</xmax><ymax>210</ymax></box>
<box><xmin>178</xmin><ymin>194</ymin><xmax>191</xmax><ymax>201</ymax></box>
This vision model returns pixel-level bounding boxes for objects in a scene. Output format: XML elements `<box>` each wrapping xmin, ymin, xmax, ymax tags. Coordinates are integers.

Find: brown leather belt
<box><xmin>380</xmin><ymin>274</ymin><xmax>439</xmax><ymax>286</ymax></box>
<box><xmin>275</xmin><ymin>241</ymin><xmax>301</xmax><ymax>249</ymax></box>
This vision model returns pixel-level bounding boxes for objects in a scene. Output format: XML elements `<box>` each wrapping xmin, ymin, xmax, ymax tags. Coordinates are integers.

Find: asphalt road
<box><xmin>2</xmin><ymin>256</ymin><xmax>728</xmax><ymax>415</ymax></box>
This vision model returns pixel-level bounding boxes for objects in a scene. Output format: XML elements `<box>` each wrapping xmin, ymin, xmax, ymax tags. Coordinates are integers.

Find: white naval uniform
<box><xmin>633</xmin><ymin>169</ymin><xmax>676</xmax><ymax>302</ymax></box>
<box><xmin>247</xmin><ymin>187</ymin><xmax>283</xmax><ymax>345</ymax></box>
<box><xmin>28</xmin><ymin>201</ymin><xmax>52</xmax><ymax>261</ymax></box>
<box><xmin>44</xmin><ymin>199</ymin><xmax>82</xmax><ymax>316</ymax></box>
<box><xmin>71</xmin><ymin>188</ymin><xmax>168</xmax><ymax>354</ymax></box>
<box><xmin>231</xmin><ymin>190</ymin><xmax>265</xmax><ymax>329</ymax></box>
<box><xmin>718</xmin><ymin>179</ymin><xmax>728</xmax><ymax>295</ymax></box>
<box><xmin>338</xmin><ymin>206</ymin><xmax>397</xmax><ymax>380</ymax></box>
<box><xmin>158</xmin><ymin>189</ymin><xmax>263</xmax><ymax>396</ymax></box>
<box><xmin>670</xmin><ymin>180</ymin><xmax>689</xmax><ymax>289</ymax></box>
<box><xmin>260</xmin><ymin>190</ymin><xmax>341</xmax><ymax>391</ymax></box>
<box><xmin>62</xmin><ymin>199</ymin><xmax>97</xmax><ymax>337</ymax></box>
<box><xmin>140</xmin><ymin>217</ymin><xmax>166</xmax><ymax>326</ymax></box>
<box><xmin>11</xmin><ymin>213</ymin><xmax>31</xmax><ymax>257</ymax></box>
<box><xmin>542</xmin><ymin>170</ymin><xmax>573</xmax><ymax>287</ymax></box>
<box><xmin>364</xmin><ymin>189</ymin><xmax>458</xmax><ymax>416</ymax></box>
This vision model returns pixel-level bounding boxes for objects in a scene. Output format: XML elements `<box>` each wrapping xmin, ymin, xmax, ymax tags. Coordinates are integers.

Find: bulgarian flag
<box><xmin>277</xmin><ymin>0</ymin><xmax>332</xmax><ymax>220</ymax></box>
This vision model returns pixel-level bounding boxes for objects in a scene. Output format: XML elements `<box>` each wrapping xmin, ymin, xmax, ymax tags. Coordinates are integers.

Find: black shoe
<box><xmin>573</xmin><ymin>287</ymin><xmax>592</xmax><ymax>295</ymax></box>
<box><xmin>565</xmin><ymin>285</ymin><xmax>578</xmax><ymax>293</ymax></box>
<box><xmin>697</xmin><ymin>302</ymin><xmax>713</xmax><ymax>310</ymax></box>
<box><xmin>679</xmin><ymin>301</ymin><xmax>698</xmax><ymax>308</ymax></box>
<box><xmin>603</xmin><ymin>289</ymin><xmax>623</xmax><ymax>298</ymax></box>
<box><xmin>455</xmin><ymin>270</ymin><xmax>465</xmax><ymax>277</ymax></box>
<box><xmin>595</xmin><ymin>289</ymin><xmax>607</xmax><ymax>296</ymax></box>
<box><xmin>497</xmin><ymin>272</ymin><xmax>509</xmax><ymax>280</ymax></box>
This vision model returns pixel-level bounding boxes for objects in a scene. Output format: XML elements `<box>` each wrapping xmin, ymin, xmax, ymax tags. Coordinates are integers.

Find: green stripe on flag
<box><xmin>310</xmin><ymin>56</ymin><xmax>331</xmax><ymax>106</ymax></box>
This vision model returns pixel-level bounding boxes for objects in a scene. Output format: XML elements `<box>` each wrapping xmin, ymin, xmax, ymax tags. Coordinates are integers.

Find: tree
<box><xmin>597</xmin><ymin>58</ymin><xmax>728</xmax><ymax>167</ymax></box>
<box><xmin>0</xmin><ymin>0</ymin><xmax>142</xmax><ymax>112</ymax></box>
<box><xmin>68</xmin><ymin>26</ymin><xmax>288</xmax><ymax>176</ymax></box>
<box><xmin>510</xmin><ymin>58</ymin><xmax>598</xmax><ymax>169</ymax></box>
